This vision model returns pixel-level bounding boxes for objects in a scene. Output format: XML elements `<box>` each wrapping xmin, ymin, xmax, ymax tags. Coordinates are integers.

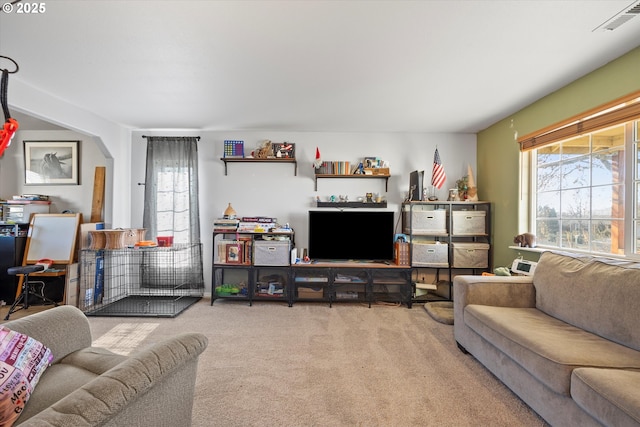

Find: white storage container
<box><xmin>452</xmin><ymin>242</ymin><xmax>490</xmax><ymax>268</ymax></box>
<box><xmin>412</xmin><ymin>241</ymin><xmax>448</xmax><ymax>267</ymax></box>
<box><xmin>452</xmin><ymin>210</ymin><xmax>486</xmax><ymax>235</ymax></box>
<box><xmin>253</xmin><ymin>240</ymin><xmax>291</xmax><ymax>266</ymax></box>
<box><xmin>404</xmin><ymin>208</ymin><xmax>447</xmax><ymax>234</ymax></box>
<box><xmin>2</xmin><ymin>203</ymin><xmax>50</xmax><ymax>223</ymax></box>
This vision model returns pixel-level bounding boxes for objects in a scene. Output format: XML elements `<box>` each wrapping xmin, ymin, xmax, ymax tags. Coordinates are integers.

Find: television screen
<box><xmin>409</xmin><ymin>170</ymin><xmax>423</xmax><ymax>201</ymax></box>
<box><xmin>308</xmin><ymin>210</ymin><xmax>395</xmax><ymax>261</ymax></box>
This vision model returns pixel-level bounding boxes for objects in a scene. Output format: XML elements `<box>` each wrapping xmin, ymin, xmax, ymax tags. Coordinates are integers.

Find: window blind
<box><xmin>518</xmin><ymin>91</ymin><xmax>640</xmax><ymax>151</ymax></box>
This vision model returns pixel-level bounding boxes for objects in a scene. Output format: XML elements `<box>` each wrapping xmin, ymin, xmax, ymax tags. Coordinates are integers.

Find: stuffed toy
<box><xmin>514</xmin><ymin>233</ymin><xmax>536</xmax><ymax>248</ymax></box>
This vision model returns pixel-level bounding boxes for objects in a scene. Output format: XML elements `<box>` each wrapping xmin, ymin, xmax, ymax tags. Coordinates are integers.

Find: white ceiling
<box><xmin>1</xmin><ymin>0</ymin><xmax>640</xmax><ymax>133</ymax></box>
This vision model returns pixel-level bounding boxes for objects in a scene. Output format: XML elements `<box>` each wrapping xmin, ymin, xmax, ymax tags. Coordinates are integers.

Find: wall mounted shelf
<box><xmin>314</xmin><ymin>174</ymin><xmax>390</xmax><ymax>191</ymax></box>
<box><xmin>316</xmin><ymin>201</ymin><xmax>387</xmax><ymax>208</ymax></box>
<box><xmin>220</xmin><ymin>158</ymin><xmax>297</xmax><ymax>176</ymax></box>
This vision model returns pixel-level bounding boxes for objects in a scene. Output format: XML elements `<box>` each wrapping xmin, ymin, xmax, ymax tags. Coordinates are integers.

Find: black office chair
<box><xmin>5</xmin><ymin>264</ymin><xmax>58</xmax><ymax>320</ymax></box>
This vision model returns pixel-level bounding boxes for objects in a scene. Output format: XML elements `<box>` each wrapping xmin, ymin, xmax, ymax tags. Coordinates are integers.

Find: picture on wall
<box><xmin>23</xmin><ymin>140</ymin><xmax>80</xmax><ymax>185</ymax></box>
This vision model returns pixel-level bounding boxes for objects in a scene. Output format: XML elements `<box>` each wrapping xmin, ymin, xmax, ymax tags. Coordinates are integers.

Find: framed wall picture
<box><xmin>24</xmin><ymin>140</ymin><xmax>80</xmax><ymax>185</ymax></box>
<box><xmin>226</xmin><ymin>243</ymin><xmax>242</xmax><ymax>264</ymax></box>
<box><xmin>272</xmin><ymin>142</ymin><xmax>295</xmax><ymax>158</ymax></box>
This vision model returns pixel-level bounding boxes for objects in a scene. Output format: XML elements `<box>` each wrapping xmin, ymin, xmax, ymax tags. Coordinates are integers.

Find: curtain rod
<box><xmin>141</xmin><ymin>135</ymin><xmax>201</xmax><ymax>141</ymax></box>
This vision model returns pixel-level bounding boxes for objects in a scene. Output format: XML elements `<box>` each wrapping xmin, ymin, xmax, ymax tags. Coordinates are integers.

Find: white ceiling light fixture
<box><xmin>593</xmin><ymin>0</ymin><xmax>640</xmax><ymax>31</ymax></box>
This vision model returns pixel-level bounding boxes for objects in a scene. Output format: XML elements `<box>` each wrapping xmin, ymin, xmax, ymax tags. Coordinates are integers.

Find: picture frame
<box><xmin>226</xmin><ymin>243</ymin><xmax>242</xmax><ymax>264</ymax></box>
<box><xmin>272</xmin><ymin>142</ymin><xmax>295</xmax><ymax>158</ymax></box>
<box><xmin>363</xmin><ymin>156</ymin><xmax>378</xmax><ymax>168</ymax></box>
<box><xmin>24</xmin><ymin>140</ymin><xmax>79</xmax><ymax>185</ymax></box>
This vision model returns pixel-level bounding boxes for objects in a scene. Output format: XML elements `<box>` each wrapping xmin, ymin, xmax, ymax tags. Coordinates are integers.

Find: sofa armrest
<box><xmin>453</xmin><ymin>275</ymin><xmax>535</xmax><ymax>349</ymax></box>
<box><xmin>454</xmin><ymin>275</ymin><xmax>536</xmax><ymax>310</ymax></box>
<box><xmin>3</xmin><ymin>305</ymin><xmax>93</xmax><ymax>364</ymax></box>
<box><xmin>19</xmin><ymin>332</ymin><xmax>208</xmax><ymax>427</ymax></box>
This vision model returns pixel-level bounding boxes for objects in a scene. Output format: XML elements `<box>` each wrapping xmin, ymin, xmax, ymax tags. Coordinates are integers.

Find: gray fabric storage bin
<box><xmin>412</xmin><ymin>242</ymin><xmax>448</xmax><ymax>267</ymax></box>
<box><xmin>452</xmin><ymin>242</ymin><xmax>489</xmax><ymax>268</ymax></box>
<box><xmin>253</xmin><ymin>240</ymin><xmax>291</xmax><ymax>266</ymax></box>
<box><xmin>452</xmin><ymin>211</ymin><xmax>486</xmax><ymax>235</ymax></box>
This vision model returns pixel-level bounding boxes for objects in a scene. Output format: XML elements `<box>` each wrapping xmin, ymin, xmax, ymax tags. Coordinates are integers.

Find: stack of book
<box><xmin>394</xmin><ymin>241</ymin><xmax>410</xmax><ymax>266</ymax></box>
<box><xmin>13</xmin><ymin>194</ymin><xmax>49</xmax><ymax>201</ymax></box>
<box><xmin>314</xmin><ymin>161</ymin><xmax>351</xmax><ymax>175</ymax></box>
<box><xmin>213</xmin><ymin>218</ymin><xmax>239</xmax><ymax>232</ymax></box>
<box><xmin>238</xmin><ymin>216</ymin><xmax>277</xmax><ymax>232</ymax></box>
<box><xmin>8</xmin><ymin>194</ymin><xmax>51</xmax><ymax>204</ymax></box>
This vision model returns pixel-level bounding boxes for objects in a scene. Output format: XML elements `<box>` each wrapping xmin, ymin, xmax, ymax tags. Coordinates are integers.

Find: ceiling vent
<box><xmin>593</xmin><ymin>0</ymin><xmax>640</xmax><ymax>31</ymax></box>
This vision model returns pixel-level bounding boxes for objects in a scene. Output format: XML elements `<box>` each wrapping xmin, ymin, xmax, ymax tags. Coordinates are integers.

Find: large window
<box><xmin>523</xmin><ymin>94</ymin><xmax>640</xmax><ymax>257</ymax></box>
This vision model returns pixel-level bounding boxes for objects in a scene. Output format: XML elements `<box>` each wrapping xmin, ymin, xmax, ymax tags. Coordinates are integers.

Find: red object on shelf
<box><xmin>156</xmin><ymin>236</ymin><xmax>174</xmax><ymax>247</ymax></box>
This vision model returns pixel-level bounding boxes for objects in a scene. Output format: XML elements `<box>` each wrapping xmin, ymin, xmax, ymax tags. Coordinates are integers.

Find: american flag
<box><xmin>431</xmin><ymin>148</ymin><xmax>446</xmax><ymax>189</ymax></box>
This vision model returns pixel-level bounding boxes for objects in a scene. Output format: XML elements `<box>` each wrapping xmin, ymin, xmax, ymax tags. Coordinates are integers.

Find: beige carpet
<box><xmin>87</xmin><ymin>298</ymin><xmax>548</xmax><ymax>427</ymax></box>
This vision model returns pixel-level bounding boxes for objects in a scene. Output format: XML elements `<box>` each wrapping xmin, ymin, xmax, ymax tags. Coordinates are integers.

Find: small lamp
<box><xmin>223</xmin><ymin>203</ymin><xmax>237</xmax><ymax>219</ymax></box>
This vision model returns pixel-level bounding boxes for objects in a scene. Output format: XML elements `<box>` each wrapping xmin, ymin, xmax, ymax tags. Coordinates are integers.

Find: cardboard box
<box><xmin>64</xmin><ymin>263</ymin><xmax>79</xmax><ymax>307</ymax></box>
<box><xmin>452</xmin><ymin>211</ymin><xmax>486</xmax><ymax>235</ymax></box>
<box><xmin>452</xmin><ymin>242</ymin><xmax>490</xmax><ymax>268</ymax></box>
<box><xmin>80</xmin><ymin>222</ymin><xmax>105</xmax><ymax>249</ymax></box>
<box><xmin>253</xmin><ymin>240</ymin><xmax>291</xmax><ymax>266</ymax></box>
<box><xmin>298</xmin><ymin>286</ymin><xmax>324</xmax><ymax>299</ymax></box>
<box><xmin>412</xmin><ymin>242</ymin><xmax>448</xmax><ymax>267</ymax></box>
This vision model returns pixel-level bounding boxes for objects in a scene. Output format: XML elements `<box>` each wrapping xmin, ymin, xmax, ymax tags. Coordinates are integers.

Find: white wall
<box><xmin>131</xmin><ymin>130</ymin><xmax>476</xmax><ymax>292</ymax></box>
<box><xmin>1</xmin><ymin>78</ymin><xmax>477</xmax><ymax>295</ymax></box>
<box><xmin>1</xmin><ymin>129</ymin><xmax>110</xmax><ymax>220</ymax></box>
<box><xmin>5</xmin><ymin>79</ymin><xmax>129</xmax><ymax>227</ymax></box>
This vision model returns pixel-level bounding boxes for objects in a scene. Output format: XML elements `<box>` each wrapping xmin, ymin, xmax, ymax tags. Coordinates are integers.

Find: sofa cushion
<box><xmin>17</xmin><ymin>347</ymin><xmax>126</xmax><ymax>424</ymax></box>
<box><xmin>533</xmin><ymin>252</ymin><xmax>640</xmax><ymax>351</ymax></box>
<box><xmin>58</xmin><ymin>347</ymin><xmax>127</xmax><ymax>375</ymax></box>
<box><xmin>18</xmin><ymin>364</ymin><xmax>99</xmax><ymax>424</ymax></box>
<box><xmin>572</xmin><ymin>368</ymin><xmax>640</xmax><ymax>427</ymax></box>
<box><xmin>464</xmin><ymin>305</ymin><xmax>640</xmax><ymax>396</ymax></box>
<box><xmin>0</xmin><ymin>326</ymin><xmax>53</xmax><ymax>426</ymax></box>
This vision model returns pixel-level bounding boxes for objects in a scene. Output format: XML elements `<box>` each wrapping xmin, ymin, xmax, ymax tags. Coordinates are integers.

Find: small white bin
<box><xmin>452</xmin><ymin>242</ymin><xmax>490</xmax><ymax>268</ymax></box>
<box><xmin>452</xmin><ymin>210</ymin><xmax>486</xmax><ymax>235</ymax></box>
<box><xmin>412</xmin><ymin>242</ymin><xmax>448</xmax><ymax>267</ymax></box>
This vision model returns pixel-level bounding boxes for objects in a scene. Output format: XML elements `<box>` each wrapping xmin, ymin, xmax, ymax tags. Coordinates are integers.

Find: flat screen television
<box><xmin>308</xmin><ymin>210</ymin><xmax>395</xmax><ymax>261</ymax></box>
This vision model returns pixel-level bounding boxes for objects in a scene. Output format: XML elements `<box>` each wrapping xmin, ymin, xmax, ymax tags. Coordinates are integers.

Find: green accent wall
<box><xmin>478</xmin><ymin>46</ymin><xmax>640</xmax><ymax>268</ymax></box>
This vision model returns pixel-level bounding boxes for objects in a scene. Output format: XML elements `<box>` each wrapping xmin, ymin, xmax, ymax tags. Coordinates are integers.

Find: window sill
<box><xmin>508</xmin><ymin>245</ymin><xmax>546</xmax><ymax>253</ymax></box>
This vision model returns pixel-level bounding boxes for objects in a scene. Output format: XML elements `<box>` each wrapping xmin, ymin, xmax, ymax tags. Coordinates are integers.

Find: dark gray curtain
<box><xmin>142</xmin><ymin>136</ymin><xmax>201</xmax><ymax>244</ymax></box>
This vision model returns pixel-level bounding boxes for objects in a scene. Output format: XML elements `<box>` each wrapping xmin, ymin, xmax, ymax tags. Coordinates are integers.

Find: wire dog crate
<box><xmin>79</xmin><ymin>243</ymin><xmax>204</xmax><ymax>317</ymax></box>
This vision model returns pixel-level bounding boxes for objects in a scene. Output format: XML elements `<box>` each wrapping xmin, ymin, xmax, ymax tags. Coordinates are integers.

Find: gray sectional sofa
<box><xmin>4</xmin><ymin>305</ymin><xmax>208</xmax><ymax>426</ymax></box>
<box><xmin>454</xmin><ymin>251</ymin><xmax>640</xmax><ymax>427</ymax></box>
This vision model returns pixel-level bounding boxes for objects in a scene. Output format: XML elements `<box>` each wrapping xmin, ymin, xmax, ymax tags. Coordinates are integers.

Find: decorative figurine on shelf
<box><xmin>456</xmin><ymin>176</ymin><xmax>468</xmax><ymax>200</ymax></box>
<box><xmin>223</xmin><ymin>203</ymin><xmax>237</xmax><ymax>219</ymax></box>
<box><xmin>254</xmin><ymin>140</ymin><xmax>273</xmax><ymax>159</ymax></box>
<box><xmin>366</xmin><ymin>192</ymin><xmax>374</xmax><ymax>203</ymax></box>
<box><xmin>514</xmin><ymin>233</ymin><xmax>537</xmax><ymax>248</ymax></box>
<box><xmin>466</xmin><ymin>164</ymin><xmax>479</xmax><ymax>201</ymax></box>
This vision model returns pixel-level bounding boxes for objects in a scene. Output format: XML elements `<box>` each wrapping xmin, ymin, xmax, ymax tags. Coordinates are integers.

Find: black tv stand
<box><xmin>292</xmin><ymin>261</ymin><xmax>412</xmax><ymax>308</ymax></box>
